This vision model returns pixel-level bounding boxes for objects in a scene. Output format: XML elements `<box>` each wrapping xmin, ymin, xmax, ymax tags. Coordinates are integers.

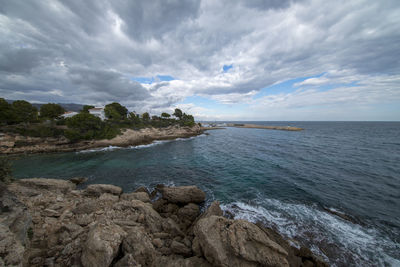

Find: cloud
<box><xmin>0</xmin><ymin>0</ymin><xmax>399</xmax><ymax>119</ymax></box>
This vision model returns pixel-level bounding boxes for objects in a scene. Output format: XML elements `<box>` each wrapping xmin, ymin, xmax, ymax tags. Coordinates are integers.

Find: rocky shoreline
<box><xmin>0</xmin><ymin>178</ymin><xmax>327</xmax><ymax>267</ymax></box>
<box><xmin>0</xmin><ymin>125</ymin><xmax>203</xmax><ymax>155</ymax></box>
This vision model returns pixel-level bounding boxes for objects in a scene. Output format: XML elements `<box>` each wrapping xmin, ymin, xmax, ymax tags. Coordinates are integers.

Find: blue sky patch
<box><xmin>132</xmin><ymin>75</ymin><xmax>176</xmax><ymax>84</ymax></box>
<box><xmin>223</xmin><ymin>64</ymin><xmax>233</xmax><ymax>72</ymax></box>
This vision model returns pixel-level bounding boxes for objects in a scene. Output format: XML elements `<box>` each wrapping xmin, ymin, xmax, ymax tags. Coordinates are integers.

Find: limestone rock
<box><xmin>121</xmin><ymin>192</ymin><xmax>150</xmax><ymax>203</ymax></box>
<box><xmin>114</xmin><ymin>253</ymin><xmax>140</xmax><ymax>267</ymax></box>
<box><xmin>69</xmin><ymin>177</ymin><xmax>88</xmax><ymax>185</ymax></box>
<box><xmin>170</xmin><ymin>240</ymin><xmax>192</xmax><ymax>256</ymax></box>
<box><xmin>0</xmin><ymin>223</ymin><xmax>25</xmax><ymax>266</ymax></box>
<box><xmin>161</xmin><ymin>186</ymin><xmax>206</xmax><ymax>204</ymax></box>
<box><xmin>122</xmin><ymin>226</ymin><xmax>158</xmax><ymax>266</ymax></box>
<box><xmin>134</xmin><ymin>186</ymin><xmax>150</xmax><ymax>195</ymax></box>
<box><xmin>85</xmin><ymin>184</ymin><xmax>122</xmax><ymax>197</ymax></box>
<box><xmin>194</xmin><ymin>215</ymin><xmax>289</xmax><ymax>267</ymax></box>
<box><xmin>81</xmin><ymin>222</ymin><xmax>127</xmax><ymax>267</ymax></box>
<box><xmin>0</xmin><ymin>182</ymin><xmax>32</xmax><ymax>246</ymax></box>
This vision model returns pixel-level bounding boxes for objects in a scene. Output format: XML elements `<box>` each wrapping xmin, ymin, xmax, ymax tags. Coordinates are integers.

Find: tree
<box><xmin>161</xmin><ymin>112</ymin><xmax>171</xmax><ymax>118</ymax></box>
<box><xmin>0</xmin><ymin>98</ymin><xmax>13</xmax><ymax>124</ymax></box>
<box><xmin>65</xmin><ymin>113</ymin><xmax>103</xmax><ymax>141</ymax></box>
<box><xmin>128</xmin><ymin>112</ymin><xmax>141</xmax><ymax>124</ymax></box>
<box><xmin>12</xmin><ymin>100</ymin><xmax>38</xmax><ymax>123</ymax></box>
<box><xmin>141</xmin><ymin>112</ymin><xmax>150</xmax><ymax>123</ymax></box>
<box><xmin>39</xmin><ymin>103</ymin><xmax>65</xmax><ymax>119</ymax></box>
<box><xmin>104</xmin><ymin>102</ymin><xmax>128</xmax><ymax>121</ymax></box>
<box><xmin>181</xmin><ymin>113</ymin><xmax>195</xmax><ymax>126</ymax></box>
<box><xmin>173</xmin><ymin>108</ymin><xmax>183</xmax><ymax>119</ymax></box>
<box><xmin>81</xmin><ymin>105</ymin><xmax>95</xmax><ymax>113</ymax></box>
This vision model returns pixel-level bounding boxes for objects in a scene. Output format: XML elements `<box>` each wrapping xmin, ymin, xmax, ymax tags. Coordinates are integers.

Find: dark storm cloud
<box><xmin>0</xmin><ymin>0</ymin><xmax>399</xmax><ymax>116</ymax></box>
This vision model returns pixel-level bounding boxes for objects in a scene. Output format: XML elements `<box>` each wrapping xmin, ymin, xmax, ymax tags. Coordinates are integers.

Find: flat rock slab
<box><xmin>85</xmin><ymin>184</ymin><xmax>122</xmax><ymax>197</ymax></box>
<box><xmin>15</xmin><ymin>178</ymin><xmax>76</xmax><ymax>193</ymax></box>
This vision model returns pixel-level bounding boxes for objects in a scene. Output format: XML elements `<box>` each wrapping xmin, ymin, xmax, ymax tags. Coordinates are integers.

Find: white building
<box><xmin>61</xmin><ymin>111</ymin><xmax>78</xmax><ymax>118</ymax></box>
<box><xmin>89</xmin><ymin>107</ymin><xmax>106</xmax><ymax>120</ymax></box>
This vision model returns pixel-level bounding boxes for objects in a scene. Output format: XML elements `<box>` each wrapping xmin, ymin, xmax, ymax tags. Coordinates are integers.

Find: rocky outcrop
<box><xmin>194</xmin><ymin>215</ymin><xmax>289</xmax><ymax>267</ymax></box>
<box><xmin>4</xmin><ymin>178</ymin><xmax>327</xmax><ymax>267</ymax></box>
<box><xmin>0</xmin><ymin>125</ymin><xmax>204</xmax><ymax>155</ymax></box>
<box><xmin>161</xmin><ymin>185</ymin><xmax>206</xmax><ymax>204</ymax></box>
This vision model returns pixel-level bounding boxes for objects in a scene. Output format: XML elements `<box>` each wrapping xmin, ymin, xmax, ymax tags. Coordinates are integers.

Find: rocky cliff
<box><xmin>0</xmin><ymin>178</ymin><xmax>327</xmax><ymax>267</ymax></box>
<box><xmin>0</xmin><ymin>125</ymin><xmax>203</xmax><ymax>154</ymax></box>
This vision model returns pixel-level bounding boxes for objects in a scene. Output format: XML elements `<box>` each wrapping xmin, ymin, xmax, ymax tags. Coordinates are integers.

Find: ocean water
<box><xmin>11</xmin><ymin>122</ymin><xmax>400</xmax><ymax>266</ymax></box>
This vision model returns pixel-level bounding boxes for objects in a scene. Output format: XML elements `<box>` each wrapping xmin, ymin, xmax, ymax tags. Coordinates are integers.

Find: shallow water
<box><xmin>11</xmin><ymin>122</ymin><xmax>400</xmax><ymax>266</ymax></box>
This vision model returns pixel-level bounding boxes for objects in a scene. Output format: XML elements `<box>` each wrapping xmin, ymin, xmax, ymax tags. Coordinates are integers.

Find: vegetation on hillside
<box><xmin>0</xmin><ymin>98</ymin><xmax>197</xmax><ymax>142</ymax></box>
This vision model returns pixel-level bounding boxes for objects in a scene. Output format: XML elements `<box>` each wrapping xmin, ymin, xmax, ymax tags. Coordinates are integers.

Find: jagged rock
<box><xmin>114</xmin><ymin>253</ymin><xmax>140</xmax><ymax>267</ymax></box>
<box><xmin>202</xmin><ymin>201</ymin><xmax>223</xmax><ymax>218</ymax></box>
<box><xmin>121</xmin><ymin>192</ymin><xmax>150</xmax><ymax>203</ymax></box>
<box><xmin>194</xmin><ymin>215</ymin><xmax>289</xmax><ymax>267</ymax></box>
<box><xmin>69</xmin><ymin>177</ymin><xmax>88</xmax><ymax>185</ymax></box>
<box><xmin>178</xmin><ymin>203</ymin><xmax>200</xmax><ymax>222</ymax></box>
<box><xmin>0</xmin><ymin>223</ymin><xmax>25</xmax><ymax>266</ymax></box>
<box><xmin>81</xmin><ymin>222</ymin><xmax>127</xmax><ymax>267</ymax></box>
<box><xmin>134</xmin><ymin>186</ymin><xmax>150</xmax><ymax>195</ymax></box>
<box><xmin>129</xmin><ymin>200</ymin><xmax>164</xmax><ymax>233</ymax></box>
<box><xmin>161</xmin><ymin>186</ymin><xmax>206</xmax><ymax>204</ymax></box>
<box><xmin>99</xmin><ymin>193</ymin><xmax>119</xmax><ymax>202</ymax></box>
<box><xmin>170</xmin><ymin>240</ymin><xmax>192</xmax><ymax>256</ymax></box>
<box><xmin>0</xmin><ymin>182</ymin><xmax>32</xmax><ymax>246</ymax></box>
<box><xmin>85</xmin><ymin>184</ymin><xmax>122</xmax><ymax>197</ymax></box>
<box><xmin>122</xmin><ymin>226</ymin><xmax>158</xmax><ymax>266</ymax></box>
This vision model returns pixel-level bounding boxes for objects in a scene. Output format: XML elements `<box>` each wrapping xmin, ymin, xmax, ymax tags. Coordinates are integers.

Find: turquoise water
<box><xmin>11</xmin><ymin>122</ymin><xmax>400</xmax><ymax>266</ymax></box>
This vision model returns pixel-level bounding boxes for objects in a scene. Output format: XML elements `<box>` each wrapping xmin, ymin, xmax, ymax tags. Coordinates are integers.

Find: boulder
<box><xmin>0</xmin><ymin>182</ymin><xmax>32</xmax><ymax>245</ymax></box>
<box><xmin>134</xmin><ymin>186</ymin><xmax>150</xmax><ymax>195</ymax></box>
<box><xmin>121</xmin><ymin>192</ymin><xmax>150</xmax><ymax>203</ymax></box>
<box><xmin>85</xmin><ymin>184</ymin><xmax>122</xmax><ymax>197</ymax></box>
<box><xmin>201</xmin><ymin>201</ymin><xmax>223</xmax><ymax>218</ymax></box>
<box><xmin>114</xmin><ymin>253</ymin><xmax>140</xmax><ymax>267</ymax></box>
<box><xmin>161</xmin><ymin>186</ymin><xmax>206</xmax><ymax>204</ymax></box>
<box><xmin>69</xmin><ymin>177</ymin><xmax>88</xmax><ymax>185</ymax></box>
<box><xmin>0</xmin><ymin>223</ymin><xmax>26</xmax><ymax>266</ymax></box>
<box><xmin>194</xmin><ymin>215</ymin><xmax>289</xmax><ymax>267</ymax></box>
<box><xmin>81</xmin><ymin>222</ymin><xmax>127</xmax><ymax>267</ymax></box>
<box><xmin>122</xmin><ymin>226</ymin><xmax>158</xmax><ymax>266</ymax></box>
<box><xmin>170</xmin><ymin>240</ymin><xmax>192</xmax><ymax>256</ymax></box>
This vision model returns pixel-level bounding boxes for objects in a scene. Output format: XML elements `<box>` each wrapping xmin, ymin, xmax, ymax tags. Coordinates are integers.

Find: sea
<box><xmin>10</xmin><ymin>122</ymin><xmax>400</xmax><ymax>266</ymax></box>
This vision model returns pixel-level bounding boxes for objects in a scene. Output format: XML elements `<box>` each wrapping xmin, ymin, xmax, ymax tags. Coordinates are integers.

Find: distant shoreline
<box><xmin>227</xmin><ymin>123</ymin><xmax>303</xmax><ymax>131</ymax></box>
<box><xmin>0</xmin><ymin>125</ymin><xmax>203</xmax><ymax>155</ymax></box>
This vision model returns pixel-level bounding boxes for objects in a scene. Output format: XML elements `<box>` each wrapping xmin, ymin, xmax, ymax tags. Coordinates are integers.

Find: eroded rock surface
<box><xmin>4</xmin><ymin>178</ymin><xmax>326</xmax><ymax>267</ymax></box>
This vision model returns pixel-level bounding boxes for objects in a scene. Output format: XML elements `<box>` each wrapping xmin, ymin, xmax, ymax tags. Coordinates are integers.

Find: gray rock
<box><xmin>161</xmin><ymin>186</ymin><xmax>206</xmax><ymax>204</ymax></box>
<box><xmin>69</xmin><ymin>177</ymin><xmax>88</xmax><ymax>185</ymax></box>
<box><xmin>81</xmin><ymin>222</ymin><xmax>127</xmax><ymax>267</ymax></box>
<box><xmin>194</xmin><ymin>215</ymin><xmax>289</xmax><ymax>267</ymax></box>
<box><xmin>123</xmin><ymin>227</ymin><xmax>158</xmax><ymax>266</ymax></box>
<box><xmin>85</xmin><ymin>184</ymin><xmax>122</xmax><ymax>197</ymax></box>
<box><xmin>121</xmin><ymin>192</ymin><xmax>150</xmax><ymax>203</ymax></box>
<box><xmin>114</xmin><ymin>253</ymin><xmax>140</xmax><ymax>267</ymax></box>
<box><xmin>170</xmin><ymin>240</ymin><xmax>192</xmax><ymax>256</ymax></box>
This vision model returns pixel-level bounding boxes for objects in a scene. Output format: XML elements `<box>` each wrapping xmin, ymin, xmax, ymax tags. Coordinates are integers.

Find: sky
<box><xmin>0</xmin><ymin>0</ymin><xmax>399</xmax><ymax>121</ymax></box>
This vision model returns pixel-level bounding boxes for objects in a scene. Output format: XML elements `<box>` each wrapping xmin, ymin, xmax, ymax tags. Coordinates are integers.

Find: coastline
<box><xmin>0</xmin><ymin>125</ymin><xmax>204</xmax><ymax>155</ymax></box>
<box><xmin>0</xmin><ymin>178</ymin><xmax>327</xmax><ymax>267</ymax></box>
<box><xmin>226</xmin><ymin>123</ymin><xmax>303</xmax><ymax>131</ymax></box>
